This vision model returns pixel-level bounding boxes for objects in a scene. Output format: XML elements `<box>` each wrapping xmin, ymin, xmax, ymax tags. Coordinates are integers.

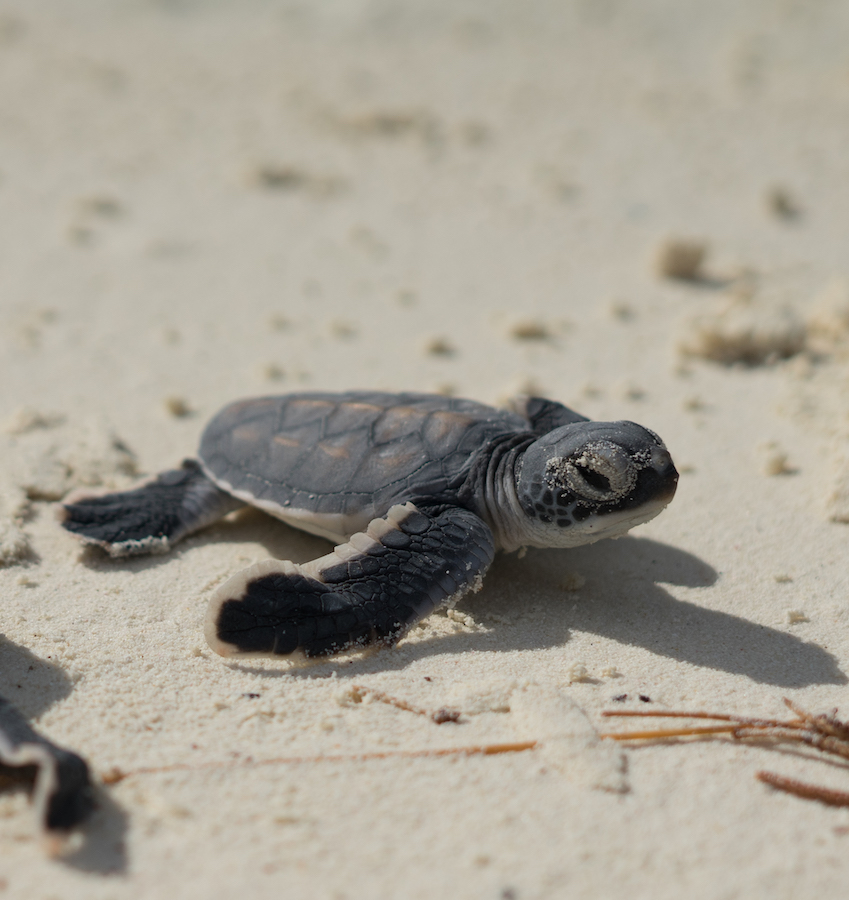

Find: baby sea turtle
<box><xmin>61</xmin><ymin>392</ymin><xmax>678</xmax><ymax>659</ymax></box>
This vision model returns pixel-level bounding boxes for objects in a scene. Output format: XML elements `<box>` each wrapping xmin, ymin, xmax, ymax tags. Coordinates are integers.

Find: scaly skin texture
<box><xmin>61</xmin><ymin>460</ymin><xmax>242</xmax><ymax>556</ymax></box>
<box><xmin>207</xmin><ymin>504</ymin><xmax>495</xmax><ymax>657</ymax></box>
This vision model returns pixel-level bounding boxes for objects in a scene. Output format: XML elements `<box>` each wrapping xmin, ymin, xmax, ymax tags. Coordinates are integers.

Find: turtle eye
<box><xmin>549</xmin><ymin>441</ymin><xmax>638</xmax><ymax>502</ymax></box>
<box><xmin>574</xmin><ymin>464</ymin><xmax>611</xmax><ymax>494</ymax></box>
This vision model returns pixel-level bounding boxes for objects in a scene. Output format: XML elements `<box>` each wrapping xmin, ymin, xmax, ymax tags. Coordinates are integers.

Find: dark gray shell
<box><xmin>199</xmin><ymin>392</ymin><xmax>528</xmax><ymax>522</ymax></box>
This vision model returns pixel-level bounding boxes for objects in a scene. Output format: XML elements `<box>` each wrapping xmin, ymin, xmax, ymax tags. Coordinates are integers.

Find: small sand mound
<box><xmin>509</xmin><ymin>684</ymin><xmax>627</xmax><ymax>793</ymax></box>
<box><xmin>0</xmin><ymin>486</ymin><xmax>30</xmax><ymax>565</ymax></box>
<box><xmin>806</xmin><ymin>277</ymin><xmax>849</xmax><ymax>355</ymax></box>
<box><xmin>4</xmin><ymin>413</ymin><xmax>137</xmax><ymax>502</ymax></box>
<box><xmin>2</xmin><ymin>407</ymin><xmax>65</xmax><ymax>435</ymax></box>
<box><xmin>441</xmin><ymin>678</ymin><xmax>520</xmax><ymax>716</ymax></box>
<box><xmin>678</xmin><ymin>299</ymin><xmax>806</xmax><ymax>366</ymax></box>
<box><xmin>827</xmin><ymin>451</ymin><xmax>849</xmax><ymax>524</ymax></box>
<box><xmin>654</xmin><ymin>237</ymin><xmax>708</xmax><ymax>281</ymax></box>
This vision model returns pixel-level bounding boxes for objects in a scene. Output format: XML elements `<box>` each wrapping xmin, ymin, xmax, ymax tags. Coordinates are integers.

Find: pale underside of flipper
<box><xmin>60</xmin><ymin>460</ymin><xmax>243</xmax><ymax>556</ymax></box>
<box><xmin>206</xmin><ymin>502</ymin><xmax>495</xmax><ymax>658</ymax></box>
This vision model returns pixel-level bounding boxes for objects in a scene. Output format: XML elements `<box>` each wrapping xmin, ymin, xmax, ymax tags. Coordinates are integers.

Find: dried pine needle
<box><xmin>101</xmin><ymin>741</ymin><xmax>538</xmax><ymax>784</ymax></box>
<box><xmin>600</xmin><ymin>698</ymin><xmax>849</xmax><ymax>808</ymax></box>
<box><xmin>756</xmin><ymin>771</ymin><xmax>849</xmax><ymax>808</ymax></box>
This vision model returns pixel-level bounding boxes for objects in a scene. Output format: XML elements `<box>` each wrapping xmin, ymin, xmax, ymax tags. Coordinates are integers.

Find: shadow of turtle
<box><xmin>0</xmin><ymin>636</ymin><xmax>74</xmax><ymax>719</ymax></box>
<box><xmin>74</xmin><ymin>506</ymin><xmax>331</xmax><ymax>575</ymax></box>
<box><xmin>233</xmin><ymin>535</ymin><xmax>845</xmax><ymax>689</ymax></box>
<box><xmin>61</xmin><ymin>788</ymin><xmax>128</xmax><ymax>875</ymax></box>
<box><xmin>68</xmin><ymin>508</ymin><xmax>845</xmax><ymax>689</ymax></box>
<box><xmin>477</xmin><ymin>537</ymin><xmax>846</xmax><ymax>688</ymax></box>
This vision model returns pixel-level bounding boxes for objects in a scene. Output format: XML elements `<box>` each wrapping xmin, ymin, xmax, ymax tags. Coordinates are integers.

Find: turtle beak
<box><xmin>648</xmin><ymin>445</ymin><xmax>678</xmax><ymax>502</ymax></box>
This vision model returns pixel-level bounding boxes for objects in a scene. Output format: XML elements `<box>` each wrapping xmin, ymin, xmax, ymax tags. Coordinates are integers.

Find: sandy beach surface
<box><xmin>1</xmin><ymin>1</ymin><xmax>849</xmax><ymax>897</ymax></box>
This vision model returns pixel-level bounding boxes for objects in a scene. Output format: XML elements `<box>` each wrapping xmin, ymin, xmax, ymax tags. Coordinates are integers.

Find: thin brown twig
<box><xmin>602</xmin><ymin>724</ymin><xmax>741</xmax><ymax>741</ymax></box>
<box><xmin>783</xmin><ymin>698</ymin><xmax>849</xmax><ymax>742</ymax></box>
<box><xmin>100</xmin><ymin>740</ymin><xmax>538</xmax><ymax>785</ymax></box>
<box><xmin>601</xmin><ymin>708</ymin><xmax>807</xmax><ymax>730</ymax></box>
<box><xmin>757</xmin><ymin>771</ymin><xmax>849</xmax><ymax>808</ymax></box>
<box><xmin>349</xmin><ymin>684</ymin><xmax>461</xmax><ymax>724</ymax></box>
<box><xmin>798</xmin><ymin>732</ymin><xmax>849</xmax><ymax>762</ymax></box>
<box><xmin>600</xmin><ymin>698</ymin><xmax>849</xmax><ymax>809</ymax></box>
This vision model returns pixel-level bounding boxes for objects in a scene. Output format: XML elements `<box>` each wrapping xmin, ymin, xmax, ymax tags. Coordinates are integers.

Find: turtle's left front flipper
<box><xmin>0</xmin><ymin>697</ymin><xmax>93</xmax><ymax>849</ymax></box>
<box><xmin>206</xmin><ymin>503</ymin><xmax>495</xmax><ymax>658</ymax></box>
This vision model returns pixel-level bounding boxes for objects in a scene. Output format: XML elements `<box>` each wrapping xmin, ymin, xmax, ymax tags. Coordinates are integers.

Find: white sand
<box><xmin>1</xmin><ymin>1</ymin><xmax>849</xmax><ymax>896</ymax></box>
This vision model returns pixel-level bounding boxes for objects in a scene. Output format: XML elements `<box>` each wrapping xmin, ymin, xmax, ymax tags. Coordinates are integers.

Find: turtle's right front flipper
<box><xmin>206</xmin><ymin>503</ymin><xmax>495</xmax><ymax>658</ymax></box>
<box><xmin>60</xmin><ymin>460</ymin><xmax>243</xmax><ymax>557</ymax></box>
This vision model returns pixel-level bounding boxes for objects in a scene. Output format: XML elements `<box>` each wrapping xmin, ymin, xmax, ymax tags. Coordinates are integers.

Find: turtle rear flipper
<box><xmin>206</xmin><ymin>502</ymin><xmax>495</xmax><ymax>658</ymax></box>
<box><xmin>60</xmin><ymin>460</ymin><xmax>243</xmax><ymax>557</ymax></box>
<box><xmin>0</xmin><ymin>697</ymin><xmax>93</xmax><ymax>845</ymax></box>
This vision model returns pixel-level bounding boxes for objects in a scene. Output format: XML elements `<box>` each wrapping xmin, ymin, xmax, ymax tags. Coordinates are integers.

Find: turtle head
<box><xmin>511</xmin><ymin>421</ymin><xmax>678</xmax><ymax>549</ymax></box>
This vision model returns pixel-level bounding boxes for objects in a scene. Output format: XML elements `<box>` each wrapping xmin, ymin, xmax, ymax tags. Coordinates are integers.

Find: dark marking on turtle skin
<box><xmin>61</xmin><ymin>460</ymin><xmax>242</xmax><ymax>556</ymax></box>
<box><xmin>210</xmin><ymin>506</ymin><xmax>495</xmax><ymax>657</ymax></box>
<box><xmin>199</xmin><ymin>392</ymin><xmax>529</xmax><ymax>522</ymax></box>
<box><xmin>0</xmin><ymin>697</ymin><xmax>94</xmax><ymax>835</ymax></box>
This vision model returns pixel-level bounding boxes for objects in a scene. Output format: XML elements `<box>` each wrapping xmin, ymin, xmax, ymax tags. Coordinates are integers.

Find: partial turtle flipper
<box><xmin>0</xmin><ymin>697</ymin><xmax>93</xmax><ymax>850</ymax></box>
<box><xmin>60</xmin><ymin>460</ymin><xmax>243</xmax><ymax>557</ymax></box>
<box><xmin>510</xmin><ymin>395</ymin><xmax>590</xmax><ymax>434</ymax></box>
<box><xmin>206</xmin><ymin>503</ymin><xmax>495</xmax><ymax>658</ymax></box>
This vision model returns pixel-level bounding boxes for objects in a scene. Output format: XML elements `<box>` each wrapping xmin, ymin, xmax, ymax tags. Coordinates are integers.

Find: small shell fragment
<box><xmin>424</xmin><ymin>336</ymin><xmax>456</xmax><ymax>357</ymax></box>
<box><xmin>432</xmin><ymin>382</ymin><xmax>457</xmax><ymax>397</ymax></box>
<box><xmin>765</xmin><ymin>185</ymin><xmax>801</xmax><ymax>220</ymax></box>
<box><xmin>806</xmin><ymin>278</ymin><xmax>849</xmax><ymax>353</ymax></box>
<box><xmin>609</xmin><ymin>301</ymin><xmax>635</xmax><ymax>321</ymax></box>
<box><xmin>508</xmin><ymin>320</ymin><xmax>552</xmax><ymax>341</ymax></box>
<box><xmin>260</xmin><ymin>364</ymin><xmax>285</xmax><ymax>381</ymax></box>
<box><xmin>827</xmin><ymin>461</ymin><xmax>849</xmax><ymax>524</ymax></box>
<box><xmin>654</xmin><ymin>238</ymin><xmax>707</xmax><ymax>281</ymax></box>
<box><xmin>3</xmin><ymin>408</ymin><xmax>64</xmax><ymax>435</ymax></box>
<box><xmin>164</xmin><ymin>396</ymin><xmax>192</xmax><ymax>418</ymax></box>
<box><xmin>0</xmin><ymin>517</ymin><xmax>30</xmax><ymax>566</ymax></box>
<box><xmin>679</xmin><ymin>301</ymin><xmax>806</xmax><ymax>366</ymax></box>
<box><xmin>683</xmin><ymin>395</ymin><xmax>707</xmax><ymax>412</ymax></box>
<box><xmin>330</xmin><ymin>320</ymin><xmax>357</xmax><ymax>339</ymax></box>
<box><xmin>560</xmin><ymin>572</ymin><xmax>586</xmax><ymax>592</ymax></box>
<box><xmin>758</xmin><ymin>441</ymin><xmax>794</xmax><ymax>476</ymax></box>
<box><xmin>566</xmin><ymin>662</ymin><xmax>590</xmax><ymax>683</ymax></box>
<box><xmin>251</xmin><ymin>165</ymin><xmax>307</xmax><ymax>190</ymax></box>
<box><xmin>446</xmin><ymin>608</ymin><xmax>475</xmax><ymax>627</ymax></box>
<box><xmin>267</xmin><ymin>315</ymin><xmax>291</xmax><ymax>332</ymax></box>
